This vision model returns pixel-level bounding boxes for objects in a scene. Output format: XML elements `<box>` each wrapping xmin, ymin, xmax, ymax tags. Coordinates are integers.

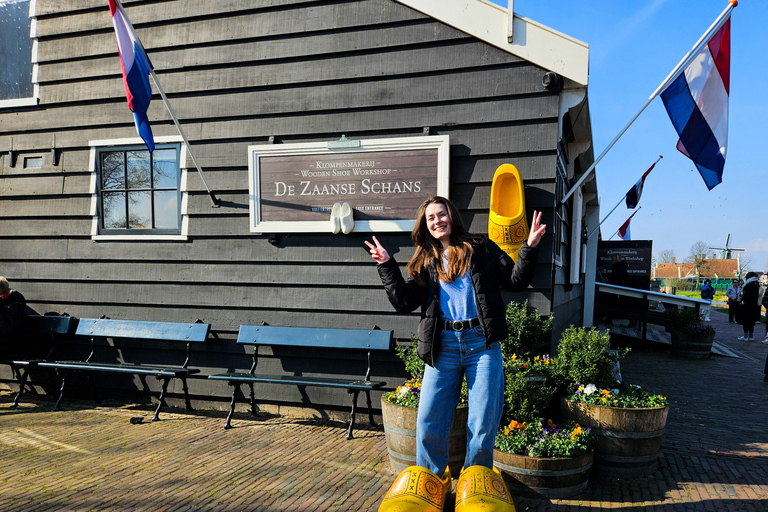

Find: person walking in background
<box><xmin>700</xmin><ymin>279</ymin><xmax>714</xmax><ymax>322</ymax></box>
<box><xmin>738</xmin><ymin>272</ymin><xmax>760</xmax><ymax>341</ymax></box>
<box><xmin>725</xmin><ymin>279</ymin><xmax>741</xmax><ymax>323</ymax></box>
<box><xmin>366</xmin><ymin>196</ymin><xmax>545</xmax><ymax>512</ymax></box>
<box><xmin>761</xmin><ymin>275</ymin><xmax>768</xmax><ymax>343</ymax></box>
<box><xmin>0</xmin><ymin>276</ymin><xmax>27</xmax><ymax>357</ymax></box>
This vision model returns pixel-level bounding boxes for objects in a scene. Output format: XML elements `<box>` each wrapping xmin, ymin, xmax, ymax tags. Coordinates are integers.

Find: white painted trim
<box><xmin>0</xmin><ymin>97</ymin><xmax>38</xmax><ymax>108</ymax></box>
<box><xmin>248</xmin><ymin>135</ymin><xmax>450</xmax><ymax>234</ymax></box>
<box><xmin>0</xmin><ymin>0</ymin><xmax>39</xmax><ymax>109</ymax></box>
<box><xmin>92</xmin><ymin>234</ymin><xmax>190</xmax><ymax>242</ymax></box>
<box><xmin>89</xmin><ymin>135</ymin><xmax>184</xmax><ymax>148</ymax></box>
<box><xmin>395</xmin><ymin>0</ymin><xmax>589</xmax><ymax>85</ymax></box>
<box><xmin>569</xmin><ymin>187</ymin><xmax>583</xmax><ymax>285</ymax></box>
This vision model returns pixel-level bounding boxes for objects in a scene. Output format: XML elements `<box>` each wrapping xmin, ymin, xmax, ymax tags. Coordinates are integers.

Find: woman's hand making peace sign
<box><xmin>364</xmin><ymin>236</ymin><xmax>390</xmax><ymax>264</ymax></box>
<box><xmin>527</xmin><ymin>210</ymin><xmax>546</xmax><ymax>248</ymax></box>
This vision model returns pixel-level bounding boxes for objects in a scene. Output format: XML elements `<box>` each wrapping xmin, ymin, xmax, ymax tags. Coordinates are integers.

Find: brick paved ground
<box><xmin>1</xmin><ymin>308</ymin><xmax>767</xmax><ymax>511</ymax></box>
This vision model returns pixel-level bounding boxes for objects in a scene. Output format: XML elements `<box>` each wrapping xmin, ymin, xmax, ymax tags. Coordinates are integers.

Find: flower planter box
<box><xmin>670</xmin><ymin>330</ymin><xmax>716</xmax><ymax>359</ymax></box>
<box><xmin>380</xmin><ymin>397</ymin><xmax>467</xmax><ymax>477</ymax></box>
<box><xmin>493</xmin><ymin>449</ymin><xmax>593</xmax><ymax>498</ymax></box>
<box><xmin>561</xmin><ymin>399</ymin><xmax>668</xmax><ymax>478</ymax></box>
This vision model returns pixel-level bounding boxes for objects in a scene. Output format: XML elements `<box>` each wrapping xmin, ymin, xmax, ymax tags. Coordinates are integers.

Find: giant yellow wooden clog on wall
<box><xmin>488</xmin><ymin>164</ymin><xmax>529</xmax><ymax>262</ymax></box>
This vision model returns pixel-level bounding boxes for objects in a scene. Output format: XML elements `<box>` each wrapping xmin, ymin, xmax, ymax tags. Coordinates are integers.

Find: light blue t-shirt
<box><xmin>439</xmin><ymin>255</ymin><xmax>478</xmax><ymax>321</ymax></box>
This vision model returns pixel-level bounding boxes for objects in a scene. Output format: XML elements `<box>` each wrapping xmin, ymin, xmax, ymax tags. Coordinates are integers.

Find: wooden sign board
<box><xmin>247</xmin><ymin>136</ymin><xmax>450</xmax><ymax>233</ymax></box>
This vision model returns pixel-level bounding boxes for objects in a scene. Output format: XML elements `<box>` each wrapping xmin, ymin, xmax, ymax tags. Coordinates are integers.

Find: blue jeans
<box><xmin>416</xmin><ymin>326</ymin><xmax>504</xmax><ymax>475</ymax></box>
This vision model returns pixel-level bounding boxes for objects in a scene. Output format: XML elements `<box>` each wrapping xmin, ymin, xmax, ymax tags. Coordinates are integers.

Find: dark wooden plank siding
<box><xmin>1</xmin><ymin>0</ymin><xmax>566</xmax><ymax>412</ymax></box>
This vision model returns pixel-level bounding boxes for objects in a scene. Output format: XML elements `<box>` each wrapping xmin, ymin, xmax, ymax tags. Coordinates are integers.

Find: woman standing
<box><xmin>366</xmin><ymin>196</ymin><xmax>545</xmax><ymax>512</ymax></box>
<box><xmin>738</xmin><ymin>272</ymin><xmax>760</xmax><ymax>341</ymax></box>
<box><xmin>725</xmin><ymin>279</ymin><xmax>741</xmax><ymax>323</ymax></box>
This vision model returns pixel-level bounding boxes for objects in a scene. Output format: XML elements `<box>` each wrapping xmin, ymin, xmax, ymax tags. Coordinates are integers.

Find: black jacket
<box><xmin>740</xmin><ymin>278</ymin><xmax>761</xmax><ymax>326</ymax></box>
<box><xmin>377</xmin><ymin>238</ymin><xmax>538</xmax><ymax>366</ymax></box>
<box><xmin>1</xmin><ymin>290</ymin><xmax>27</xmax><ymax>351</ymax></box>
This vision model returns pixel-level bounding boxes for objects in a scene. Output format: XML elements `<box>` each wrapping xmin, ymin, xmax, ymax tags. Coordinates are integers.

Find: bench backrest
<box><xmin>28</xmin><ymin>315</ymin><xmax>75</xmax><ymax>336</ymax></box>
<box><xmin>75</xmin><ymin>318</ymin><xmax>211</xmax><ymax>343</ymax></box>
<box><xmin>237</xmin><ymin>325</ymin><xmax>392</xmax><ymax>352</ymax></box>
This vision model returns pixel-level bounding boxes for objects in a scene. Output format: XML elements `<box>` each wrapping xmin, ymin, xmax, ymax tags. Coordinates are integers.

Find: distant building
<box><xmin>653</xmin><ymin>257</ymin><xmax>740</xmax><ymax>286</ymax></box>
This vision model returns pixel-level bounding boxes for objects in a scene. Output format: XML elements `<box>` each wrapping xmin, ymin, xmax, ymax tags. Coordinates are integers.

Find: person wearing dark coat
<box><xmin>0</xmin><ymin>276</ymin><xmax>27</xmax><ymax>357</ymax></box>
<box><xmin>700</xmin><ymin>279</ymin><xmax>714</xmax><ymax>321</ymax></box>
<box><xmin>366</xmin><ymin>196</ymin><xmax>545</xmax><ymax>512</ymax></box>
<box><xmin>738</xmin><ymin>272</ymin><xmax>760</xmax><ymax>341</ymax></box>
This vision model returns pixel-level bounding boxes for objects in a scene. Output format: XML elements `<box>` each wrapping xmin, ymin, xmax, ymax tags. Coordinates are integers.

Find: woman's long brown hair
<box><xmin>407</xmin><ymin>196</ymin><xmax>482</xmax><ymax>285</ymax></box>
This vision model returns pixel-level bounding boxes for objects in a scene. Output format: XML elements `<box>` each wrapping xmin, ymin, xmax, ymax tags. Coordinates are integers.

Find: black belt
<box><xmin>443</xmin><ymin>318</ymin><xmax>480</xmax><ymax>332</ymax></box>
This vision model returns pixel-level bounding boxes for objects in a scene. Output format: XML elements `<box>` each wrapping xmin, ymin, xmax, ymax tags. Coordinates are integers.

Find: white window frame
<box><xmin>0</xmin><ymin>0</ymin><xmax>39</xmax><ymax>108</ymax></box>
<box><xmin>88</xmin><ymin>136</ymin><xmax>189</xmax><ymax>241</ymax></box>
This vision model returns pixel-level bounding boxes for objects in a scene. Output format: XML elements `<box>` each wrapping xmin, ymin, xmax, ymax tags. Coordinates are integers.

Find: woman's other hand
<box><xmin>364</xmin><ymin>236</ymin><xmax>390</xmax><ymax>264</ymax></box>
<box><xmin>527</xmin><ymin>210</ymin><xmax>546</xmax><ymax>248</ymax></box>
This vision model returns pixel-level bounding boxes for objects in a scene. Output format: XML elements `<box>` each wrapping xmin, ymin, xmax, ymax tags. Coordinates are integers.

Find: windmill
<box><xmin>708</xmin><ymin>234</ymin><xmax>744</xmax><ymax>260</ymax></box>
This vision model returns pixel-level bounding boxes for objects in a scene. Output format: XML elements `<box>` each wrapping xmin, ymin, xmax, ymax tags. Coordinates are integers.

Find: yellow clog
<box><xmin>378</xmin><ymin>466</ymin><xmax>451</xmax><ymax>512</ymax></box>
<box><xmin>455</xmin><ymin>465</ymin><xmax>515</xmax><ymax>512</ymax></box>
<box><xmin>488</xmin><ymin>164</ymin><xmax>529</xmax><ymax>262</ymax></box>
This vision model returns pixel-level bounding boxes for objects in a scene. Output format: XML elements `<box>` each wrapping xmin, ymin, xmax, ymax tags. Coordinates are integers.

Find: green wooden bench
<box><xmin>208</xmin><ymin>325</ymin><xmax>392</xmax><ymax>439</ymax></box>
<box><xmin>39</xmin><ymin>318</ymin><xmax>211</xmax><ymax>421</ymax></box>
<box><xmin>0</xmin><ymin>315</ymin><xmax>76</xmax><ymax>407</ymax></box>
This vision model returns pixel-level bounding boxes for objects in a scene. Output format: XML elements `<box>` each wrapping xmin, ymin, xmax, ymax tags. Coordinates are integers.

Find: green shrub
<box><xmin>549</xmin><ymin>327</ymin><xmax>626</xmax><ymax>389</ymax></box>
<box><xmin>668</xmin><ymin>307</ymin><xmax>716</xmax><ymax>336</ymax></box>
<box><xmin>500</xmin><ymin>301</ymin><xmax>555</xmax><ymax>424</ymax></box>
<box><xmin>394</xmin><ymin>334</ymin><xmax>425</xmax><ymax>379</ymax></box>
<box><xmin>502</xmin><ymin>368</ymin><xmax>556</xmax><ymax>425</ymax></box>
<box><xmin>501</xmin><ymin>300</ymin><xmax>553</xmax><ymax>360</ymax></box>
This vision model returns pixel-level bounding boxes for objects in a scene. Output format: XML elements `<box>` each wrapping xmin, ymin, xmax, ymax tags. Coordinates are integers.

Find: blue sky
<box><xmin>489</xmin><ymin>0</ymin><xmax>767</xmax><ymax>271</ymax></box>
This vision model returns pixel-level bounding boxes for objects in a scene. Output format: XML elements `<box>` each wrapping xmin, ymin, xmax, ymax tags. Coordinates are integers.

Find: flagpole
<box><xmin>149</xmin><ymin>69</ymin><xmax>220</xmax><ymax>208</ymax></box>
<box><xmin>561</xmin><ymin>0</ymin><xmax>737</xmax><ymax>205</ymax></box>
<box><xmin>586</xmin><ymin>155</ymin><xmax>662</xmax><ymax>240</ymax></box>
<box><xmin>113</xmin><ymin>0</ymin><xmax>219</xmax><ymax>208</ymax></box>
<box><xmin>609</xmin><ymin>206</ymin><xmax>641</xmax><ymax>240</ymax></box>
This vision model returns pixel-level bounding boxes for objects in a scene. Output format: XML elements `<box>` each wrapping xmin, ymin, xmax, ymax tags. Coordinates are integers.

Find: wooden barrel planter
<box><xmin>493</xmin><ymin>449</ymin><xmax>593</xmax><ymax>498</ymax></box>
<box><xmin>670</xmin><ymin>330</ymin><xmax>716</xmax><ymax>359</ymax></box>
<box><xmin>561</xmin><ymin>399</ymin><xmax>668</xmax><ymax>478</ymax></box>
<box><xmin>381</xmin><ymin>397</ymin><xmax>467</xmax><ymax>477</ymax></box>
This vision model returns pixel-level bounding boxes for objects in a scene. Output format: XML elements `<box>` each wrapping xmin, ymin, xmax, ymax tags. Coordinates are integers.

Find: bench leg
<box><xmin>10</xmin><ymin>366</ymin><xmax>28</xmax><ymax>408</ymax></box>
<box><xmin>247</xmin><ymin>382</ymin><xmax>257</xmax><ymax>416</ymax></box>
<box><xmin>54</xmin><ymin>370</ymin><xmax>68</xmax><ymax>411</ymax></box>
<box><xmin>365</xmin><ymin>390</ymin><xmax>376</xmax><ymax>426</ymax></box>
<box><xmin>152</xmin><ymin>377</ymin><xmax>171</xmax><ymax>422</ymax></box>
<box><xmin>346</xmin><ymin>390</ymin><xmax>360</xmax><ymax>440</ymax></box>
<box><xmin>181</xmin><ymin>376</ymin><xmax>194</xmax><ymax>411</ymax></box>
<box><xmin>224</xmin><ymin>382</ymin><xmax>241</xmax><ymax>430</ymax></box>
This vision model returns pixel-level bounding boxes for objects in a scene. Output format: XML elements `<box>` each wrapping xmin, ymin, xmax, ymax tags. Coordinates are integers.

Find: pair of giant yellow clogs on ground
<box><xmin>378</xmin><ymin>465</ymin><xmax>515</xmax><ymax>512</ymax></box>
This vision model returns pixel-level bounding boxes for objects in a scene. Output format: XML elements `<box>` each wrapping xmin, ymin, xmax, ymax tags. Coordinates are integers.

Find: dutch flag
<box><xmin>624</xmin><ymin>160</ymin><xmax>658</xmax><ymax>209</ymax></box>
<box><xmin>660</xmin><ymin>16</ymin><xmax>731</xmax><ymax>190</ymax></box>
<box><xmin>109</xmin><ymin>0</ymin><xmax>155</xmax><ymax>152</ymax></box>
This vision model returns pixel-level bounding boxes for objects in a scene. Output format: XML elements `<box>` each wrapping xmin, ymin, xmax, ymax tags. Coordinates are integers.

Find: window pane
<box><xmin>103</xmin><ymin>192</ymin><xmax>127</xmax><ymax>229</ymax></box>
<box><xmin>154</xmin><ymin>191</ymin><xmax>179</xmax><ymax>230</ymax></box>
<box><xmin>127</xmin><ymin>191</ymin><xmax>151</xmax><ymax>228</ymax></box>
<box><xmin>0</xmin><ymin>0</ymin><xmax>33</xmax><ymax>101</ymax></box>
<box><xmin>126</xmin><ymin>150</ymin><xmax>151</xmax><ymax>189</ymax></box>
<box><xmin>153</xmin><ymin>149</ymin><xmax>177</xmax><ymax>189</ymax></box>
<box><xmin>101</xmin><ymin>152</ymin><xmax>125</xmax><ymax>190</ymax></box>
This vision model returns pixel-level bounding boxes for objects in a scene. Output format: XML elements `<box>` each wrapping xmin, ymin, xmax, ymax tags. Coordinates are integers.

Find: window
<box><xmin>0</xmin><ymin>0</ymin><xmax>34</xmax><ymax>105</ymax></box>
<box><xmin>96</xmin><ymin>145</ymin><xmax>182</xmax><ymax>235</ymax></box>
